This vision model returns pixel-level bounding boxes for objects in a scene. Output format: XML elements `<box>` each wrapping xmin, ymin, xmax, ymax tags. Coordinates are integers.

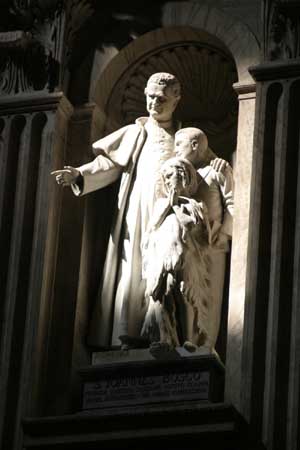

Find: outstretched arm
<box><xmin>75</xmin><ymin>156</ymin><xmax>122</xmax><ymax>195</ymax></box>
<box><xmin>51</xmin><ymin>155</ymin><xmax>122</xmax><ymax>196</ymax></box>
<box><xmin>51</xmin><ymin>166</ymin><xmax>81</xmax><ymax>186</ymax></box>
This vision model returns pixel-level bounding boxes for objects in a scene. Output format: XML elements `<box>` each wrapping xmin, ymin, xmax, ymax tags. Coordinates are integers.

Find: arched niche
<box><xmin>93</xmin><ymin>26</ymin><xmax>238</xmax><ymax>162</ymax></box>
<box><xmin>75</xmin><ymin>2</ymin><xmax>259</xmax><ymax>412</ymax></box>
<box><xmin>161</xmin><ymin>1</ymin><xmax>259</xmax><ymax>85</ymax></box>
<box><xmin>91</xmin><ymin>1</ymin><xmax>260</xmax><ymax>106</ymax></box>
<box><xmin>87</xmin><ymin>26</ymin><xmax>238</xmax><ymax>361</ymax></box>
<box><xmin>80</xmin><ymin>25</ymin><xmax>228</xmax><ymax>354</ymax></box>
<box><xmin>90</xmin><ymin>0</ymin><xmax>260</xmax><ymax>162</ymax></box>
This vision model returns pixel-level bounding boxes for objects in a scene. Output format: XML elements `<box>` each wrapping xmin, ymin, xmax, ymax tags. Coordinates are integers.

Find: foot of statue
<box><xmin>119</xmin><ymin>334</ymin><xmax>149</xmax><ymax>350</ymax></box>
<box><xmin>149</xmin><ymin>341</ymin><xmax>175</xmax><ymax>359</ymax></box>
<box><xmin>150</xmin><ymin>341</ymin><xmax>172</xmax><ymax>352</ymax></box>
<box><xmin>200</xmin><ymin>340</ymin><xmax>214</xmax><ymax>353</ymax></box>
<box><xmin>183</xmin><ymin>341</ymin><xmax>197</xmax><ymax>353</ymax></box>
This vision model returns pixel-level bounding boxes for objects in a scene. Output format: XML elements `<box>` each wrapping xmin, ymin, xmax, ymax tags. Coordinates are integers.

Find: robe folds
<box><xmin>72</xmin><ymin>117</ymin><xmax>220</xmax><ymax>348</ymax></box>
<box><xmin>141</xmin><ymin>196</ymin><xmax>212</xmax><ymax>347</ymax></box>
<box><xmin>74</xmin><ymin>117</ymin><xmax>180</xmax><ymax>347</ymax></box>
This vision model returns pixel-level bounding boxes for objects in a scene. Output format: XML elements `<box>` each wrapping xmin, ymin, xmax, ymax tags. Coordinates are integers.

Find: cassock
<box><xmin>72</xmin><ymin>117</ymin><xmax>178</xmax><ymax>346</ymax></box>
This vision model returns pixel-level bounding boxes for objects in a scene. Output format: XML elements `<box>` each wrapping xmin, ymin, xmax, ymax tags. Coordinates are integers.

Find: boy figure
<box><xmin>174</xmin><ymin>127</ymin><xmax>234</xmax><ymax>350</ymax></box>
<box><xmin>141</xmin><ymin>157</ymin><xmax>212</xmax><ymax>350</ymax></box>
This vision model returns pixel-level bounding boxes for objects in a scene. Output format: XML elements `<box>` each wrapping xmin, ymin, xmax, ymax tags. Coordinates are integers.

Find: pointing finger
<box><xmin>51</xmin><ymin>169</ymin><xmax>72</xmax><ymax>175</ymax></box>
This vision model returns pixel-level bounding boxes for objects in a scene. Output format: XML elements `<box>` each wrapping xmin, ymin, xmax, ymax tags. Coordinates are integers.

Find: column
<box><xmin>225</xmin><ymin>82</ymin><xmax>256</xmax><ymax>410</ymax></box>
<box><xmin>242</xmin><ymin>60</ymin><xmax>300</xmax><ymax>449</ymax></box>
<box><xmin>0</xmin><ymin>93</ymin><xmax>74</xmax><ymax>450</ymax></box>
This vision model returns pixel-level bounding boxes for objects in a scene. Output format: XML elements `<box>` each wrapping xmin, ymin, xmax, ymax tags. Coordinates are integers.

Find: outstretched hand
<box><xmin>51</xmin><ymin>166</ymin><xmax>80</xmax><ymax>187</ymax></box>
<box><xmin>210</xmin><ymin>158</ymin><xmax>229</xmax><ymax>174</ymax></box>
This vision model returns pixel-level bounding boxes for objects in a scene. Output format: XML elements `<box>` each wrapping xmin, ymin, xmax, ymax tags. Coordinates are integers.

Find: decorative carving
<box><xmin>64</xmin><ymin>2</ymin><xmax>163</xmax><ymax>72</ymax></box>
<box><xmin>63</xmin><ymin>0</ymin><xmax>94</xmax><ymax>71</ymax></box>
<box><xmin>264</xmin><ymin>0</ymin><xmax>300</xmax><ymax>60</ymax></box>
<box><xmin>0</xmin><ymin>0</ymin><xmax>64</xmax><ymax>94</ymax></box>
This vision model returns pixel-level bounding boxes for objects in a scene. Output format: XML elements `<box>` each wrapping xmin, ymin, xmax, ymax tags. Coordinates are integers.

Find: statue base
<box><xmin>79</xmin><ymin>348</ymin><xmax>224</xmax><ymax>411</ymax></box>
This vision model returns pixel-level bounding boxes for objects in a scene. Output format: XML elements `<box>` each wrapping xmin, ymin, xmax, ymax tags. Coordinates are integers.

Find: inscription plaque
<box><xmin>83</xmin><ymin>370</ymin><xmax>210</xmax><ymax>410</ymax></box>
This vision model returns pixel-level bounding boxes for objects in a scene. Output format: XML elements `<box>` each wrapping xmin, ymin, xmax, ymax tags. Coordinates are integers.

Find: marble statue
<box><xmin>173</xmin><ymin>127</ymin><xmax>234</xmax><ymax>349</ymax></box>
<box><xmin>51</xmin><ymin>73</ymin><xmax>229</xmax><ymax>349</ymax></box>
<box><xmin>141</xmin><ymin>157</ymin><xmax>212</xmax><ymax>351</ymax></box>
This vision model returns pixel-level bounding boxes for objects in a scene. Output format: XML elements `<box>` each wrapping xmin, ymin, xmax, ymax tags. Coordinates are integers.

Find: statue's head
<box><xmin>160</xmin><ymin>157</ymin><xmax>198</xmax><ymax>197</ymax></box>
<box><xmin>144</xmin><ymin>73</ymin><xmax>181</xmax><ymax>122</ymax></box>
<box><xmin>174</xmin><ymin>127</ymin><xmax>208</xmax><ymax>167</ymax></box>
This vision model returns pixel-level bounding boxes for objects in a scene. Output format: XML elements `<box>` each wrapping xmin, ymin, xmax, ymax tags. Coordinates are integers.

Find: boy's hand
<box><xmin>210</xmin><ymin>158</ymin><xmax>229</xmax><ymax>174</ymax></box>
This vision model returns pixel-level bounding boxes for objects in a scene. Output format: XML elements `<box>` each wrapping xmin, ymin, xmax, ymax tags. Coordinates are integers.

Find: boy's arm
<box><xmin>217</xmin><ymin>166</ymin><xmax>234</xmax><ymax>238</ymax></box>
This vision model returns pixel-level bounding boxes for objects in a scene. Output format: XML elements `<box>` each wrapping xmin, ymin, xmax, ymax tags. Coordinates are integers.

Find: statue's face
<box><xmin>163</xmin><ymin>162</ymin><xmax>188</xmax><ymax>195</ymax></box>
<box><xmin>174</xmin><ymin>134</ymin><xmax>199</xmax><ymax>165</ymax></box>
<box><xmin>145</xmin><ymin>84</ymin><xmax>178</xmax><ymax>121</ymax></box>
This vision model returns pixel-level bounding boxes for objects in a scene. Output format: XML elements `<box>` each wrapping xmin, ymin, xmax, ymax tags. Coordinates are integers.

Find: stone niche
<box><xmin>70</xmin><ymin>17</ymin><xmax>259</xmax><ymax>416</ymax></box>
<box><xmin>85</xmin><ymin>25</ymin><xmax>238</xmax><ymax>356</ymax></box>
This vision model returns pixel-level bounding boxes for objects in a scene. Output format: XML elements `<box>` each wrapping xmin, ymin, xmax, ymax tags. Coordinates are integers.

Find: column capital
<box><xmin>233</xmin><ymin>82</ymin><xmax>256</xmax><ymax>100</ymax></box>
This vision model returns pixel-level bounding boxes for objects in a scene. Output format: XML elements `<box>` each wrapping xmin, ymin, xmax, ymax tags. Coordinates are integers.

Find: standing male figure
<box><xmin>52</xmin><ymin>73</ymin><xmax>225</xmax><ymax>349</ymax></box>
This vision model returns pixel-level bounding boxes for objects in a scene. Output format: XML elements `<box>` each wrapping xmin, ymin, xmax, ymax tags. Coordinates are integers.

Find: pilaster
<box><xmin>225</xmin><ymin>81</ymin><xmax>256</xmax><ymax>410</ymax></box>
<box><xmin>241</xmin><ymin>58</ymin><xmax>300</xmax><ymax>450</ymax></box>
<box><xmin>0</xmin><ymin>92</ymin><xmax>74</xmax><ymax>450</ymax></box>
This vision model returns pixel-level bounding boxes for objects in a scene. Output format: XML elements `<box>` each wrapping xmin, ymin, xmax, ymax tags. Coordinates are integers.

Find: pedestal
<box><xmin>80</xmin><ymin>349</ymin><xmax>225</xmax><ymax>412</ymax></box>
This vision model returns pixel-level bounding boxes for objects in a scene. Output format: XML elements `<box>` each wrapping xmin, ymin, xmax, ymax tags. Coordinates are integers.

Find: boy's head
<box><xmin>160</xmin><ymin>157</ymin><xmax>198</xmax><ymax>197</ymax></box>
<box><xmin>174</xmin><ymin>127</ymin><xmax>208</xmax><ymax>166</ymax></box>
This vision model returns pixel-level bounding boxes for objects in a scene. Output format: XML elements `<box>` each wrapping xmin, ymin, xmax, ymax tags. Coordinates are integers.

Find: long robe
<box><xmin>73</xmin><ymin>117</ymin><xmax>178</xmax><ymax>346</ymax></box>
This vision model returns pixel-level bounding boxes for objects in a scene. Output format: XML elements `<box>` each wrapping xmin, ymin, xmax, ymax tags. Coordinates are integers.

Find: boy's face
<box><xmin>174</xmin><ymin>133</ymin><xmax>196</xmax><ymax>161</ymax></box>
